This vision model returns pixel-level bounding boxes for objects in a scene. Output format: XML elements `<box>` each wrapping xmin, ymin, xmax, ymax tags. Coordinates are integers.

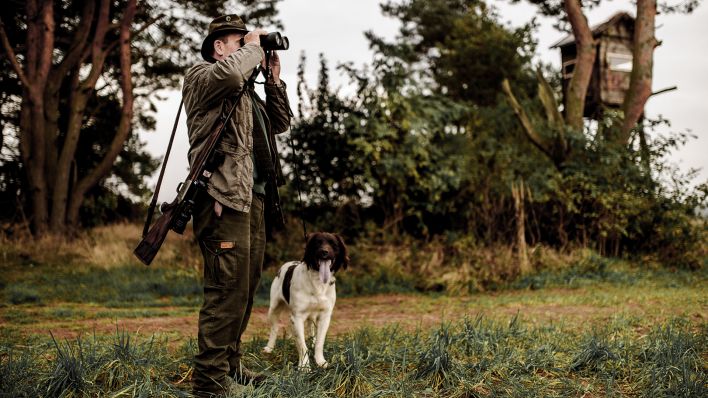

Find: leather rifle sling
<box><xmin>142</xmin><ymin>100</ymin><xmax>183</xmax><ymax>238</ymax></box>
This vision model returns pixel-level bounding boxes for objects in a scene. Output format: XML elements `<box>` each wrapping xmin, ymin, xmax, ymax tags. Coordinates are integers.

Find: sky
<box><xmin>141</xmin><ymin>0</ymin><xmax>708</xmax><ymax>203</ymax></box>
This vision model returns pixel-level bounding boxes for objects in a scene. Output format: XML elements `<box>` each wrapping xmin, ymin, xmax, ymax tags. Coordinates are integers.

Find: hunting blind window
<box><xmin>608</xmin><ymin>52</ymin><xmax>633</xmax><ymax>72</ymax></box>
<box><xmin>562</xmin><ymin>60</ymin><xmax>576</xmax><ymax>78</ymax></box>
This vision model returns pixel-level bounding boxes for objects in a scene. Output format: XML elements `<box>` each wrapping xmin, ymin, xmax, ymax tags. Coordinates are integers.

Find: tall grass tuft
<box><xmin>640</xmin><ymin>321</ymin><xmax>708</xmax><ymax>397</ymax></box>
<box><xmin>0</xmin><ymin>345</ymin><xmax>42</xmax><ymax>397</ymax></box>
<box><xmin>22</xmin><ymin>330</ymin><xmax>193</xmax><ymax>397</ymax></box>
<box><xmin>330</xmin><ymin>329</ymin><xmax>375</xmax><ymax>397</ymax></box>
<box><xmin>254</xmin><ymin>364</ymin><xmax>325</xmax><ymax>397</ymax></box>
<box><xmin>415</xmin><ymin>323</ymin><xmax>456</xmax><ymax>388</ymax></box>
<box><xmin>569</xmin><ymin>334</ymin><xmax>618</xmax><ymax>373</ymax></box>
<box><xmin>44</xmin><ymin>332</ymin><xmax>95</xmax><ymax>397</ymax></box>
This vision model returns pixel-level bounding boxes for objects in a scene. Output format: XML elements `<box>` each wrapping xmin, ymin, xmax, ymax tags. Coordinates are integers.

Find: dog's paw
<box><xmin>316</xmin><ymin>360</ymin><xmax>329</xmax><ymax>368</ymax></box>
<box><xmin>298</xmin><ymin>357</ymin><xmax>312</xmax><ymax>372</ymax></box>
<box><xmin>262</xmin><ymin>346</ymin><xmax>273</xmax><ymax>354</ymax></box>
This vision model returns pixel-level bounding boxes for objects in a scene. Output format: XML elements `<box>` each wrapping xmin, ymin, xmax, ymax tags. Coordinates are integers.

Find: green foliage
<box><xmin>376</xmin><ymin>0</ymin><xmax>537</xmax><ymax>105</ymax></box>
<box><xmin>1</xmin><ymin>265</ymin><xmax>202</xmax><ymax>307</ymax></box>
<box><xmin>282</xmin><ymin>0</ymin><xmax>706</xmax><ymax>268</ymax></box>
<box><xmin>6</xmin><ymin>285</ymin><xmax>42</xmax><ymax>305</ymax></box>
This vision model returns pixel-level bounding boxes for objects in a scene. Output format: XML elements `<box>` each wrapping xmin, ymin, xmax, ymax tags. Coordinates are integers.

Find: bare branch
<box><xmin>502</xmin><ymin>79</ymin><xmax>557</xmax><ymax>165</ymax></box>
<box><xmin>105</xmin><ymin>14</ymin><xmax>164</xmax><ymax>53</ymax></box>
<box><xmin>50</xmin><ymin>0</ymin><xmax>96</xmax><ymax>91</ymax></box>
<box><xmin>0</xmin><ymin>18</ymin><xmax>31</xmax><ymax>88</ymax></box>
<box><xmin>80</xmin><ymin>0</ymin><xmax>111</xmax><ymax>91</ymax></box>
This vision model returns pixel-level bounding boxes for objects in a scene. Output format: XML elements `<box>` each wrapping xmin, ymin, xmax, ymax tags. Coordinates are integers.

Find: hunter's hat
<box><xmin>201</xmin><ymin>14</ymin><xmax>249</xmax><ymax>63</ymax></box>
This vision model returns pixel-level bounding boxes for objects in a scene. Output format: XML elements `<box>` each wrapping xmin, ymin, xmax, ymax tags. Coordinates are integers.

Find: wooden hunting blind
<box><xmin>551</xmin><ymin>12</ymin><xmax>635</xmax><ymax>119</ymax></box>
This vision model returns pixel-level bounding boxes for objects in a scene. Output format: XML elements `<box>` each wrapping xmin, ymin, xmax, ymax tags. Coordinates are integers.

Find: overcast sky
<box><xmin>142</xmin><ymin>0</ymin><xmax>708</xmax><ymax>203</ymax></box>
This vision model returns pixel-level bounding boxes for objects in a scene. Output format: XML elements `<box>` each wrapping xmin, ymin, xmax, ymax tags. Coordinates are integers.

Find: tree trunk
<box><xmin>619</xmin><ymin>0</ymin><xmax>657</xmax><ymax>144</ymax></box>
<box><xmin>637</xmin><ymin>115</ymin><xmax>652</xmax><ymax>174</ymax></box>
<box><xmin>7</xmin><ymin>0</ymin><xmax>55</xmax><ymax>235</ymax></box>
<box><xmin>50</xmin><ymin>0</ymin><xmax>111</xmax><ymax>231</ymax></box>
<box><xmin>67</xmin><ymin>0</ymin><xmax>137</xmax><ymax>227</ymax></box>
<box><xmin>46</xmin><ymin>0</ymin><xmax>96</xmax><ymax>230</ymax></box>
<box><xmin>563</xmin><ymin>0</ymin><xmax>596</xmax><ymax>131</ymax></box>
<box><xmin>50</xmin><ymin>89</ymin><xmax>90</xmax><ymax>230</ymax></box>
<box><xmin>511</xmin><ymin>180</ymin><xmax>531</xmax><ymax>275</ymax></box>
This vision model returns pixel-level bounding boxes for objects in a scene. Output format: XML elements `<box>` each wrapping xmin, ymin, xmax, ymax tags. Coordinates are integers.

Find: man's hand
<box><xmin>261</xmin><ymin>51</ymin><xmax>282</xmax><ymax>85</ymax></box>
<box><xmin>243</xmin><ymin>29</ymin><xmax>268</xmax><ymax>46</ymax></box>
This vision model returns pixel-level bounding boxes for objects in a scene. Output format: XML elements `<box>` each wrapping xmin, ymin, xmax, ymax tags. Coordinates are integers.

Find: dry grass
<box><xmin>2</xmin><ymin>222</ymin><xmax>702</xmax><ymax>297</ymax></box>
<box><xmin>0</xmin><ymin>223</ymin><xmax>200</xmax><ymax>270</ymax></box>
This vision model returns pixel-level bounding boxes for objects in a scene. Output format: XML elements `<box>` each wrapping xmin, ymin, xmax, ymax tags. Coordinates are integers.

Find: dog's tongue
<box><xmin>318</xmin><ymin>259</ymin><xmax>332</xmax><ymax>284</ymax></box>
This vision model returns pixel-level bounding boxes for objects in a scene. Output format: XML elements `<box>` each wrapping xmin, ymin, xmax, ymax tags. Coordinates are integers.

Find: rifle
<box><xmin>134</xmin><ymin>69</ymin><xmax>259</xmax><ymax>265</ymax></box>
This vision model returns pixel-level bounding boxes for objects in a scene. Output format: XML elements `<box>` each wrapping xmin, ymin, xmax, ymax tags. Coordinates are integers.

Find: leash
<box><xmin>142</xmin><ymin>99</ymin><xmax>183</xmax><ymax>238</ymax></box>
<box><xmin>287</xmin><ymin>132</ymin><xmax>308</xmax><ymax>243</ymax></box>
<box><xmin>261</xmin><ymin>50</ymin><xmax>309</xmax><ymax>243</ymax></box>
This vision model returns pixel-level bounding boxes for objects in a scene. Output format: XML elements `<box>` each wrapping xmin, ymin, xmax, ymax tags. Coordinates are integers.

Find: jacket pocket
<box><xmin>210</xmin><ymin>143</ymin><xmax>253</xmax><ymax>208</ymax></box>
<box><xmin>222</xmin><ymin>145</ymin><xmax>252</xmax><ymax>196</ymax></box>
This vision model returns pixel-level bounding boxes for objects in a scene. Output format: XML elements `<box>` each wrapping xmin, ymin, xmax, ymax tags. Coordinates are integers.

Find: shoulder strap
<box><xmin>142</xmin><ymin>99</ymin><xmax>183</xmax><ymax>238</ymax></box>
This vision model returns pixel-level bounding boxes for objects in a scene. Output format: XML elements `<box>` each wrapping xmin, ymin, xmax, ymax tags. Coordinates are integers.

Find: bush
<box><xmin>6</xmin><ymin>286</ymin><xmax>42</xmax><ymax>305</ymax></box>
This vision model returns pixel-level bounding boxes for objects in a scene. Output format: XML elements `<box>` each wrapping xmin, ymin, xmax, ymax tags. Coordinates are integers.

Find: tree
<box><xmin>370</xmin><ymin>0</ymin><xmax>536</xmax><ymax>107</ymax></box>
<box><xmin>0</xmin><ymin>0</ymin><xmax>281</xmax><ymax>235</ymax></box>
<box><xmin>284</xmin><ymin>0</ymin><xmax>705</xmax><ymax>266</ymax></box>
<box><xmin>509</xmin><ymin>0</ymin><xmax>701</xmax><ymax>147</ymax></box>
<box><xmin>288</xmin><ymin>0</ymin><xmax>533</xmax><ymax>237</ymax></box>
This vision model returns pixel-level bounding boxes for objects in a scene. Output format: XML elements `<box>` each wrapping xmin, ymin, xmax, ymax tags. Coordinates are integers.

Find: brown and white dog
<box><xmin>262</xmin><ymin>232</ymin><xmax>349</xmax><ymax>368</ymax></box>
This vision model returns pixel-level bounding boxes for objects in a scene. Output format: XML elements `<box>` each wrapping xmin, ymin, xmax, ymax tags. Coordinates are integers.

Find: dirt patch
<box><xmin>6</xmin><ymin>290</ymin><xmax>703</xmax><ymax>342</ymax></box>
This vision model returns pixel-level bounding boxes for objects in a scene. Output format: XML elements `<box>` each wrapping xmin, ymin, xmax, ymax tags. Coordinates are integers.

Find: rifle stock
<box><xmin>134</xmin><ymin>204</ymin><xmax>177</xmax><ymax>265</ymax></box>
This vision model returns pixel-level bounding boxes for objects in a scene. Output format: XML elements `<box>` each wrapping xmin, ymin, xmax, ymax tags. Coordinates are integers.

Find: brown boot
<box><xmin>232</xmin><ymin>363</ymin><xmax>267</xmax><ymax>386</ymax></box>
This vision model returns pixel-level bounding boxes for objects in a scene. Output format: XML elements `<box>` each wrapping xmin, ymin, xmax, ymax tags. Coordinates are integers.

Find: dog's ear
<box><xmin>333</xmin><ymin>233</ymin><xmax>349</xmax><ymax>271</ymax></box>
<box><xmin>302</xmin><ymin>233</ymin><xmax>318</xmax><ymax>269</ymax></box>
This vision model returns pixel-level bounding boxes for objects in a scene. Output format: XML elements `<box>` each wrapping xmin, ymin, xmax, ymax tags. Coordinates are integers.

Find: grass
<box><xmin>0</xmin><ymin>315</ymin><xmax>705</xmax><ymax>397</ymax></box>
<box><xmin>1</xmin><ymin>224</ymin><xmax>704</xmax><ymax>308</ymax></box>
<box><xmin>0</xmin><ymin>223</ymin><xmax>706</xmax><ymax>396</ymax></box>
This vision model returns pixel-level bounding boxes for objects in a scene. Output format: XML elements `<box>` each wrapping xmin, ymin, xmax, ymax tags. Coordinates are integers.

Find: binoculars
<box><xmin>260</xmin><ymin>32</ymin><xmax>289</xmax><ymax>51</ymax></box>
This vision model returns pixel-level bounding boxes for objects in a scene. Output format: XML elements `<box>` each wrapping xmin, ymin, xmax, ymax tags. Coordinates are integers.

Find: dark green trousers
<box><xmin>191</xmin><ymin>190</ymin><xmax>265</xmax><ymax>395</ymax></box>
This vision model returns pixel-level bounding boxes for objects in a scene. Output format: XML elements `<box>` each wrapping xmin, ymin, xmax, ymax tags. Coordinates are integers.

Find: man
<box><xmin>182</xmin><ymin>14</ymin><xmax>291</xmax><ymax>396</ymax></box>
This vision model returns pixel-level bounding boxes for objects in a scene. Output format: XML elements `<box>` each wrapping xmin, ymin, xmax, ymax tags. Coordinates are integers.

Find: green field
<box><xmin>1</xmin><ymin>227</ymin><xmax>706</xmax><ymax>397</ymax></box>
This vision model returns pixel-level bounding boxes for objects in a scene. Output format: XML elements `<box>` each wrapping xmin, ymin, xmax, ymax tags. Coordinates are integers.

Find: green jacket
<box><xmin>182</xmin><ymin>43</ymin><xmax>291</xmax><ymax>213</ymax></box>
